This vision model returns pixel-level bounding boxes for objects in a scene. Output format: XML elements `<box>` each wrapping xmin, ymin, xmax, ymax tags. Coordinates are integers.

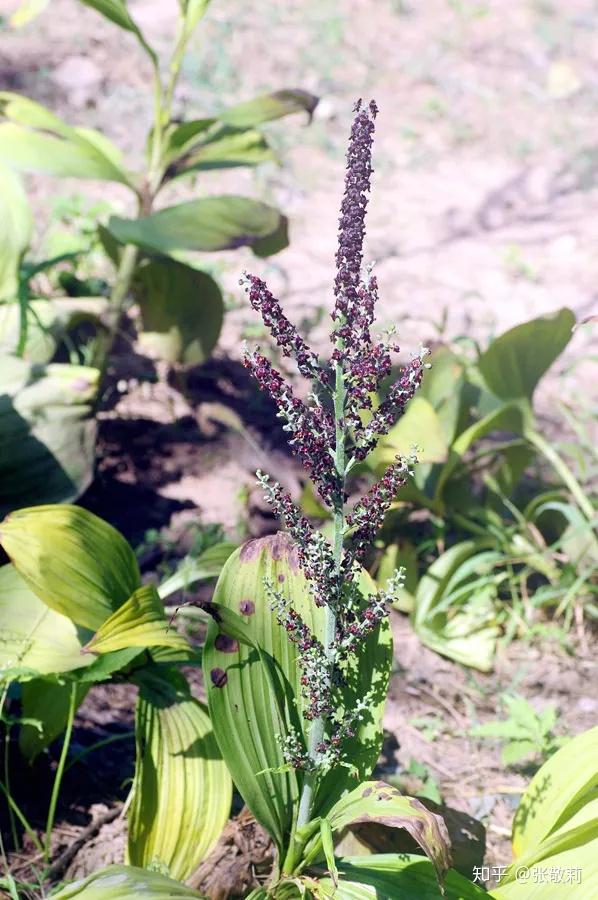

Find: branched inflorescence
<box><xmin>242</xmin><ymin>100</ymin><xmax>428</xmax><ymax>774</ymax></box>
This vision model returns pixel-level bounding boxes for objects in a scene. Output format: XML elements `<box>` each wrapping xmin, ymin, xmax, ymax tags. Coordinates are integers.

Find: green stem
<box><xmin>527</xmin><ymin>429</ymin><xmax>594</xmax><ymax>521</ymax></box>
<box><xmin>44</xmin><ymin>684</ymin><xmax>77</xmax><ymax>863</ymax></box>
<box><xmin>0</xmin><ymin>779</ymin><xmax>43</xmax><ymax>854</ymax></box>
<box><xmin>295</xmin><ymin>361</ymin><xmax>347</xmax><ymax>833</ymax></box>
<box><xmin>2</xmin><ymin>726</ymin><xmax>18</xmax><ymax>852</ymax></box>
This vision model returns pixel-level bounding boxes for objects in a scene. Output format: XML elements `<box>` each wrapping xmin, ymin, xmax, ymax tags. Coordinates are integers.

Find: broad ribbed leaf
<box><xmin>50</xmin><ymin>864</ymin><xmax>205</xmax><ymax>899</ymax></box>
<box><xmin>0</xmin><ymin>504</ymin><xmax>140</xmax><ymax>629</ymax></box>
<box><xmin>511</xmin><ymin>726</ymin><xmax>598</xmax><ymax>858</ymax></box>
<box><xmin>0</xmin><ymin>357</ymin><xmax>100</xmax><ymax>514</ymax></box>
<box><xmin>318</xmin><ymin>855</ymin><xmax>488</xmax><ymax>899</ymax></box>
<box><xmin>0</xmin><ymin>92</ymin><xmax>132</xmax><ymax>185</ymax></box>
<box><xmin>204</xmin><ymin>533</ymin><xmax>392</xmax><ymax>852</ymax></box>
<box><xmin>108</xmin><ymin>196</ymin><xmax>288</xmax><ymax>256</ymax></box>
<box><xmin>0</xmin><ymin>162</ymin><xmax>31</xmax><ymax>300</ymax></box>
<box><xmin>19</xmin><ymin>679</ymin><xmax>89</xmax><ymax>761</ymax></box>
<box><xmin>477</xmin><ymin>308</ymin><xmax>575</xmax><ymax>402</ymax></box>
<box><xmin>369</xmin><ymin>397</ymin><xmax>449</xmax><ymax>472</ymax></box>
<box><xmin>77</xmin><ymin>0</ymin><xmax>157</xmax><ymax>63</ymax></box>
<box><xmin>85</xmin><ymin>584</ymin><xmax>190</xmax><ymax>654</ymax></box>
<box><xmin>0</xmin><ymin>564</ymin><xmax>92</xmax><ymax>678</ymax></box>
<box><xmin>313</xmin><ymin>782</ymin><xmax>451</xmax><ymax>882</ymax></box>
<box><xmin>218</xmin><ymin>90</ymin><xmax>318</xmax><ymax>128</ymax></box>
<box><xmin>128</xmin><ymin>669</ymin><xmax>231</xmax><ymax>880</ymax></box>
<box><xmin>134</xmin><ymin>259</ymin><xmax>223</xmax><ymax>364</ymax></box>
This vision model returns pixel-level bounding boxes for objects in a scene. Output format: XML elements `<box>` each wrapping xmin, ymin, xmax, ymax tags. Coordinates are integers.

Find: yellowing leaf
<box><xmin>128</xmin><ymin>670</ymin><xmax>231</xmax><ymax>881</ymax></box>
<box><xmin>85</xmin><ymin>585</ymin><xmax>190</xmax><ymax>654</ymax></box>
<box><xmin>0</xmin><ymin>504</ymin><xmax>140</xmax><ymax>629</ymax></box>
<box><xmin>370</xmin><ymin>396</ymin><xmax>448</xmax><ymax>472</ymax></box>
<box><xmin>0</xmin><ymin>563</ymin><xmax>92</xmax><ymax>679</ymax></box>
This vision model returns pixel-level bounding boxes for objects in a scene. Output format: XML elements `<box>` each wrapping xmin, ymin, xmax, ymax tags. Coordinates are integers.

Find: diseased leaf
<box><xmin>0</xmin><ymin>564</ymin><xmax>92</xmax><ymax>679</ymax></box>
<box><xmin>49</xmin><ymin>864</ymin><xmax>206</xmax><ymax>899</ymax></box>
<box><xmin>128</xmin><ymin>669</ymin><xmax>231</xmax><ymax>881</ymax></box>
<box><xmin>0</xmin><ymin>504</ymin><xmax>140</xmax><ymax>630</ymax></box>
<box><xmin>312</xmin><ymin>782</ymin><xmax>451</xmax><ymax>882</ymax></box>
<box><xmin>134</xmin><ymin>258</ymin><xmax>223</xmax><ymax>364</ymax></box>
<box><xmin>85</xmin><ymin>584</ymin><xmax>190</xmax><ymax>654</ymax></box>
<box><xmin>0</xmin><ymin>162</ymin><xmax>32</xmax><ymax>300</ymax></box>
<box><xmin>108</xmin><ymin>196</ymin><xmax>288</xmax><ymax>256</ymax></box>
<box><xmin>203</xmin><ymin>533</ymin><xmax>391</xmax><ymax>853</ymax></box>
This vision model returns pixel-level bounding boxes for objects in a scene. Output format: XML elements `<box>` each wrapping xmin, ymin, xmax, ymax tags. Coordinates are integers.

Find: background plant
<box><xmin>0</xmin><ymin>0</ymin><xmax>317</xmax><ymax>515</ymax></box>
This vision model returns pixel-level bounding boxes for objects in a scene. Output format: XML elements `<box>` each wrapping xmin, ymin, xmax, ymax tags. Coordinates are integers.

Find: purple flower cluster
<box><xmin>241</xmin><ymin>100</ymin><xmax>428</xmax><ymax>772</ymax></box>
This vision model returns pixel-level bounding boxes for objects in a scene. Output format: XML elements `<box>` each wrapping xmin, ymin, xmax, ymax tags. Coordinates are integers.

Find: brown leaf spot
<box><xmin>277</xmin><ymin>573</ymin><xmax>286</xmax><ymax>583</ymax></box>
<box><xmin>215</xmin><ymin>634</ymin><xmax>239</xmax><ymax>653</ymax></box>
<box><xmin>362</xmin><ymin>787</ymin><xmax>374</xmax><ymax>798</ymax></box>
<box><xmin>239</xmin><ymin>533</ymin><xmax>299</xmax><ymax>570</ymax></box>
<box><xmin>239</xmin><ymin>599</ymin><xmax>255</xmax><ymax>616</ymax></box>
<box><xmin>210</xmin><ymin>667</ymin><xmax>228</xmax><ymax>688</ymax></box>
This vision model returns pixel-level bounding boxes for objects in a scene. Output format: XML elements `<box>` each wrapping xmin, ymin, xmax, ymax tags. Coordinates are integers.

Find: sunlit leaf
<box><xmin>133</xmin><ymin>258</ymin><xmax>223</xmax><ymax>364</ymax></box>
<box><xmin>128</xmin><ymin>668</ymin><xmax>231</xmax><ymax>880</ymax></box>
<box><xmin>77</xmin><ymin>0</ymin><xmax>157</xmax><ymax>63</ymax></box>
<box><xmin>19</xmin><ymin>679</ymin><xmax>89</xmax><ymax>761</ymax></box>
<box><xmin>0</xmin><ymin>564</ymin><xmax>92</xmax><ymax>679</ymax></box>
<box><xmin>217</xmin><ymin>90</ymin><xmax>318</xmax><ymax>128</ymax></box>
<box><xmin>166</xmin><ymin>127</ymin><xmax>274</xmax><ymax>179</ymax></box>
<box><xmin>108</xmin><ymin>195</ymin><xmax>288</xmax><ymax>256</ymax></box>
<box><xmin>0</xmin><ymin>162</ymin><xmax>32</xmax><ymax>300</ymax></box>
<box><xmin>0</xmin><ymin>504</ymin><xmax>140</xmax><ymax>630</ymax></box>
<box><xmin>0</xmin><ymin>297</ymin><xmax>108</xmax><ymax>363</ymax></box>
<box><xmin>0</xmin><ymin>92</ymin><xmax>133</xmax><ymax>185</ymax></box>
<box><xmin>85</xmin><ymin>584</ymin><xmax>190</xmax><ymax>654</ymax></box>
<box><xmin>50</xmin><ymin>864</ymin><xmax>206</xmax><ymax>899</ymax></box>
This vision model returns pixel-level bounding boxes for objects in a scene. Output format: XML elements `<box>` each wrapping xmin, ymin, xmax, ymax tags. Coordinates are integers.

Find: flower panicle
<box><xmin>240</xmin><ymin>273</ymin><xmax>324</xmax><ymax>382</ymax></box>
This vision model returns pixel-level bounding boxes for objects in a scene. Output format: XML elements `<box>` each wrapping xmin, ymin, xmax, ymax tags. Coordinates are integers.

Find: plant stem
<box><xmin>44</xmin><ymin>684</ymin><xmax>77</xmax><ymax>863</ymax></box>
<box><xmin>295</xmin><ymin>361</ymin><xmax>347</xmax><ymax>830</ymax></box>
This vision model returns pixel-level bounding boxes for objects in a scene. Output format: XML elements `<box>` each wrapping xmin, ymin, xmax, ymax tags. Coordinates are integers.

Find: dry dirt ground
<box><xmin>1</xmin><ymin>0</ymin><xmax>597</xmax><ymax>895</ymax></box>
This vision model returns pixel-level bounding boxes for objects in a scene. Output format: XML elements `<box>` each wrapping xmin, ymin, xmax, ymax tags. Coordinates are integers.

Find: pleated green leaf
<box><xmin>0</xmin><ymin>162</ymin><xmax>32</xmax><ymax>300</ymax></box>
<box><xmin>85</xmin><ymin>584</ymin><xmax>190</xmax><ymax>654</ymax></box>
<box><xmin>0</xmin><ymin>504</ymin><xmax>141</xmax><ymax>630</ymax></box>
<box><xmin>203</xmin><ymin>533</ymin><xmax>392</xmax><ymax>853</ymax></box>
<box><xmin>50</xmin><ymin>864</ymin><xmax>205</xmax><ymax>899</ymax></box>
<box><xmin>127</xmin><ymin>669</ymin><xmax>231</xmax><ymax>881</ymax></box>
<box><xmin>0</xmin><ymin>563</ymin><xmax>92</xmax><ymax>679</ymax></box>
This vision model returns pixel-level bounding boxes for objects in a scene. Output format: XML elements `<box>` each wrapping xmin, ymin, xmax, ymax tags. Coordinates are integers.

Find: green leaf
<box><xmin>179</xmin><ymin>0</ymin><xmax>211</xmax><ymax>35</ymax></box>
<box><xmin>158</xmin><ymin>541</ymin><xmax>237</xmax><ymax>600</ymax></box>
<box><xmin>411</xmin><ymin>542</ymin><xmax>501</xmax><ymax>671</ymax></box>
<box><xmin>49</xmin><ymin>864</ymin><xmax>206</xmax><ymax>899</ymax></box>
<box><xmin>203</xmin><ymin>534</ymin><xmax>391</xmax><ymax>853</ymax></box>
<box><xmin>477</xmin><ymin>308</ymin><xmax>575</xmax><ymax>402</ymax></box>
<box><xmin>166</xmin><ymin>126</ymin><xmax>275</xmax><ymax>179</ymax></box>
<box><xmin>217</xmin><ymin>90</ymin><xmax>318</xmax><ymax>128</ymax></box>
<box><xmin>19</xmin><ymin>679</ymin><xmax>89</xmax><ymax>761</ymax></box>
<box><xmin>319</xmin><ymin>854</ymin><xmax>489</xmax><ymax>899</ymax></box>
<box><xmin>108</xmin><ymin>195</ymin><xmax>288</xmax><ymax>256</ymax></box>
<box><xmin>369</xmin><ymin>396</ymin><xmax>449</xmax><ymax>472</ymax></box>
<box><xmin>77</xmin><ymin>0</ymin><xmax>157</xmax><ymax>63</ymax></box>
<box><xmin>0</xmin><ymin>297</ymin><xmax>108</xmax><ymax>363</ymax></box>
<box><xmin>0</xmin><ymin>564</ymin><xmax>92</xmax><ymax>679</ymax></box>
<box><xmin>0</xmin><ymin>358</ymin><xmax>100</xmax><ymax>514</ymax></box>
<box><xmin>0</xmin><ymin>504</ymin><xmax>141</xmax><ymax>630</ymax></box>
<box><xmin>511</xmin><ymin>726</ymin><xmax>598</xmax><ymax>857</ymax></box>
<box><xmin>133</xmin><ymin>259</ymin><xmax>223</xmax><ymax>364</ymax></box>
<box><xmin>0</xmin><ymin>162</ymin><xmax>32</xmax><ymax>300</ymax></box>
<box><xmin>501</xmin><ymin>740</ymin><xmax>539</xmax><ymax>766</ymax></box>
<box><xmin>128</xmin><ymin>669</ymin><xmax>231</xmax><ymax>881</ymax></box>
<box><xmin>320</xmin><ymin>782</ymin><xmax>451</xmax><ymax>882</ymax></box>
<box><xmin>85</xmin><ymin>584</ymin><xmax>190</xmax><ymax>654</ymax></box>
<box><xmin>0</xmin><ymin>92</ymin><xmax>133</xmax><ymax>185</ymax></box>
<box><xmin>419</xmin><ymin>346</ymin><xmax>466</xmax><ymax>446</ymax></box>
